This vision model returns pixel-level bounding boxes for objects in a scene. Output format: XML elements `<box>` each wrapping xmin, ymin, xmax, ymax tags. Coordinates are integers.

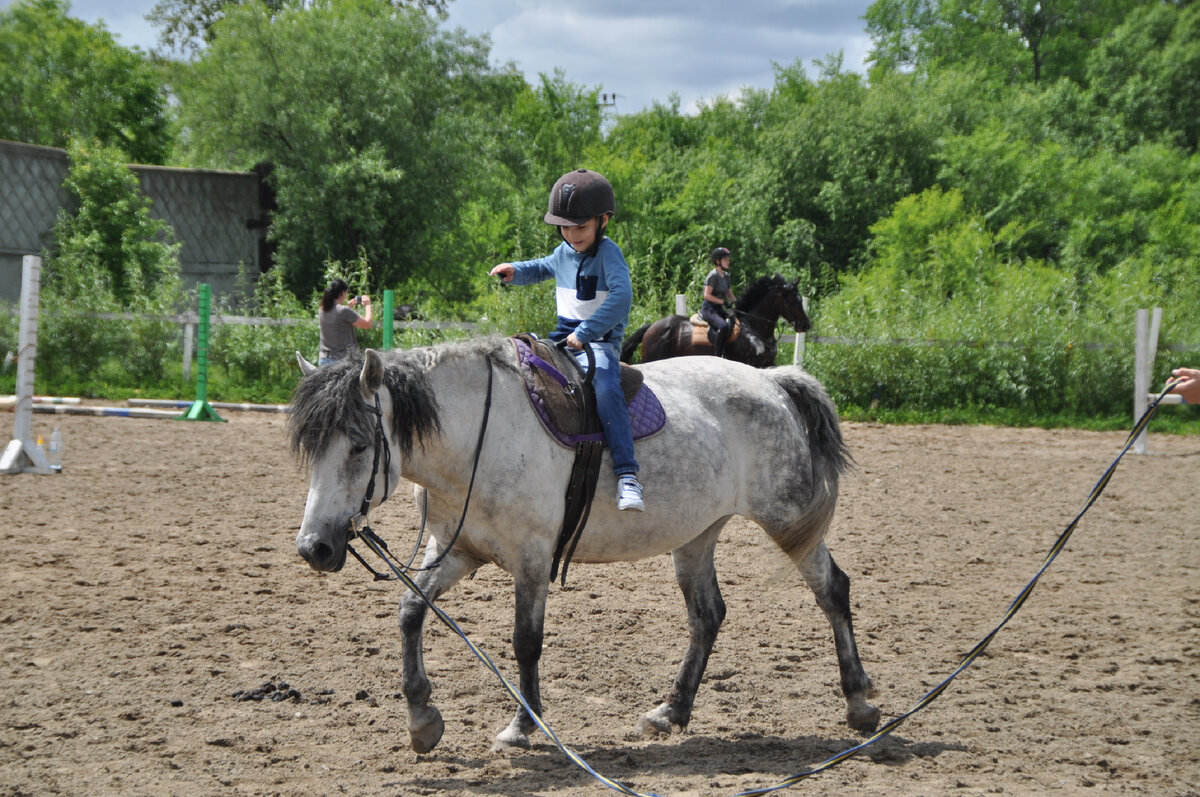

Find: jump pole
<box><xmin>1</xmin><ymin>256</ymin><xmax>56</xmax><ymax>474</ymax></box>
<box><xmin>129</xmin><ymin>398</ymin><xmax>291</xmax><ymax>413</ymax></box>
<box><xmin>177</xmin><ymin>283</ymin><xmax>225</xmax><ymax>422</ymax></box>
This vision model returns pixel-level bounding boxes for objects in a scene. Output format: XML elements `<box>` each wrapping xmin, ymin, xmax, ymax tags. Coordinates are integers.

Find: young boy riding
<box><xmin>489</xmin><ymin>169</ymin><xmax>645</xmax><ymax>511</ymax></box>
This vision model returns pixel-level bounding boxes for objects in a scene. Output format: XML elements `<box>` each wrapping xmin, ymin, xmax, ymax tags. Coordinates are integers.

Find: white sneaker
<box><xmin>616</xmin><ymin>474</ymin><xmax>644</xmax><ymax>511</ymax></box>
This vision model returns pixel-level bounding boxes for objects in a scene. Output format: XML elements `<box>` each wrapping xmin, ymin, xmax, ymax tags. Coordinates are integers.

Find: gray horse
<box><xmin>289</xmin><ymin>337</ymin><xmax>879</xmax><ymax>753</ymax></box>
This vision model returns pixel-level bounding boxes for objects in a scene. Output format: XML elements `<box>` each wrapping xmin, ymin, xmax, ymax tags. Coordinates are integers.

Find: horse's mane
<box><xmin>287</xmin><ymin>337</ymin><xmax>519</xmax><ymax>467</ymax></box>
<box><xmin>734</xmin><ymin>274</ymin><xmax>788</xmax><ymax>313</ymax></box>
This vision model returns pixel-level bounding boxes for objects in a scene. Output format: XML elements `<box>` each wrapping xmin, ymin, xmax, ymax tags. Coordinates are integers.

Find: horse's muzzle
<box><xmin>296</xmin><ymin>523</ymin><xmax>350</xmax><ymax>572</ymax></box>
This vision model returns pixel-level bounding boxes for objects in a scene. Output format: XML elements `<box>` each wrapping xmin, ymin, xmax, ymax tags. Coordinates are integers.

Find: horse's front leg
<box><xmin>800</xmin><ymin>542</ymin><xmax>880</xmax><ymax>732</ymax></box>
<box><xmin>399</xmin><ymin>549</ymin><xmax>479</xmax><ymax>753</ymax></box>
<box><xmin>492</xmin><ymin>564</ymin><xmax>551</xmax><ymax>752</ymax></box>
<box><xmin>638</xmin><ymin>521</ymin><xmax>726</xmax><ymax>736</ymax></box>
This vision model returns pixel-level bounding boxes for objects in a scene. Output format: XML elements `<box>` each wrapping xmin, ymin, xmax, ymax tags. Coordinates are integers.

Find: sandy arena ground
<box><xmin>1</xmin><ymin>407</ymin><xmax>1197</xmax><ymax>796</ymax></box>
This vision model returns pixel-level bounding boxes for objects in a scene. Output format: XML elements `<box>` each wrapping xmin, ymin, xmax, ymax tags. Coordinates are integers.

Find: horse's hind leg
<box><xmin>492</xmin><ymin>565</ymin><xmax>551</xmax><ymax>751</ymax></box>
<box><xmin>398</xmin><ymin>551</ymin><xmax>480</xmax><ymax>753</ymax></box>
<box><xmin>799</xmin><ymin>542</ymin><xmax>880</xmax><ymax>732</ymax></box>
<box><xmin>638</xmin><ymin>520</ymin><xmax>727</xmax><ymax>736</ymax></box>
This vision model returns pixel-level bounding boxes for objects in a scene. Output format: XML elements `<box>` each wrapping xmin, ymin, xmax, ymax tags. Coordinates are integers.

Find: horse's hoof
<box><xmin>636</xmin><ymin>706</ymin><xmax>675</xmax><ymax>737</ymax></box>
<box><xmin>491</xmin><ymin>723</ymin><xmax>531</xmax><ymax>752</ymax></box>
<box><xmin>408</xmin><ymin>705</ymin><xmax>444</xmax><ymax>753</ymax></box>
<box><xmin>847</xmin><ymin>701</ymin><xmax>881</xmax><ymax>734</ymax></box>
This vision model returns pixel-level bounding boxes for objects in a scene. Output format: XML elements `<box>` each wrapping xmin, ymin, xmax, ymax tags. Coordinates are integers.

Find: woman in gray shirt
<box><xmin>318</xmin><ymin>278</ymin><xmax>372</xmax><ymax>366</ymax></box>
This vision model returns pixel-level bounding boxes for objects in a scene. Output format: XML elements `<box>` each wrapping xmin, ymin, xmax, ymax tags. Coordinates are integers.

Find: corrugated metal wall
<box><xmin>0</xmin><ymin>139</ymin><xmax>268</xmax><ymax>303</ymax></box>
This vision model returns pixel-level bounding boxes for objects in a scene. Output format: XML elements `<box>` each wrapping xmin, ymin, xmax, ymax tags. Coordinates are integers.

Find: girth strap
<box><xmin>550</xmin><ymin>439</ymin><xmax>605</xmax><ymax>586</ymax></box>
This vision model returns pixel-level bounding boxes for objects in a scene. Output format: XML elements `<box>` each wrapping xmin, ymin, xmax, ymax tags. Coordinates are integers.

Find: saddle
<box><xmin>511</xmin><ymin>335</ymin><xmax>666</xmax><ymax>586</ymax></box>
<box><xmin>512</xmin><ymin>335</ymin><xmax>665</xmax><ymax>448</ymax></box>
<box><xmin>689</xmin><ymin>314</ymin><xmax>741</xmax><ymax>348</ymax></box>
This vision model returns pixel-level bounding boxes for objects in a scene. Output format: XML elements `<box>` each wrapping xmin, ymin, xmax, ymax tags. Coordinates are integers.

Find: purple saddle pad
<box><xmin>512</xmin><ymin>337</ymin><xmax>666</xmax><ymax>450</ymax></box>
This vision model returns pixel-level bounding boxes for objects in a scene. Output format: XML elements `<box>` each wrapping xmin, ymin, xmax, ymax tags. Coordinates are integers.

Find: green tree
<box><xmin>175</xmin><ymin>0</ymin><xmax>514</xmax><ymax>302</ymax></box>
<box><xmin>1085</xmin><ymin>2</ymin><xmax>1200</xmax><ymax>151</ymax></box>
<box><xmin>48</xmin><ymin>137</ymin><xmax>182</xmax><ymax>306</ymax></box>
<box><xmin>749</xmin><ymin>61</ymin><xmax>950</xmax><ymax>291</ymax></box>
<box><xmin>0</xmin><ymin>0</ymin><xmax>172</xmax><ymax>163</ymax></box>
<box><xmin>865</xmin><ymin>0</ymin><xmax>1141</xmax><ymax>85</ymax></box>
<box><xmin>40</xmin><ymin>137</ymin><xmax>183</xmax><ymax>383</ymax></box>
<box><xmin>147</xmin><ymin>0</ymin><xmax>447</xmax><ymax>54</ymax></box>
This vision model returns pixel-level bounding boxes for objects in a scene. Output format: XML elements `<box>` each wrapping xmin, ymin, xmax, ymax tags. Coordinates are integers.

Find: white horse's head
<box><xmin>288</xmin><ymin>349</ymin><xmax>439</xmax><ymax>571</ymax></box>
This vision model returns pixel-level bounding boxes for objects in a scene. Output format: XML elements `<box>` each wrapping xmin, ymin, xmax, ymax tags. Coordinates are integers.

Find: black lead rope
<box><xmin>353</xmin><ymin>378</ymin><xmax>1185</xmax><ymax>797</ymax></box>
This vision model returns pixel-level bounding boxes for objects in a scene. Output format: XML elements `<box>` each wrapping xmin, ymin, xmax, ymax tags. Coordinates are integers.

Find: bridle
<box><xmin>736</xmin><ymin>284</ymin><xmax>803</xmax><ymax>327</ymax></box>
<box><xmin>345</xmin><ymin>360</ymin><xmax>495</xmax><ymax>580</ymax></box>
<box><xmin>359</xmin><ymin>393</ymin><xmax>392</xmax><ymax>518</ymax></box>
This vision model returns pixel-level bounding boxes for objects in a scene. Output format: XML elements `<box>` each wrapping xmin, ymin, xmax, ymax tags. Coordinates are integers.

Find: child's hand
<box><xmin>490</xmin><ymin>264</ymin><xmax>515</xmax><ymax>282</ymax></box>
<box><xmin>565</xmin><ymin>333</ymin><xmax>584</xmax><ymax>350</ymax></box>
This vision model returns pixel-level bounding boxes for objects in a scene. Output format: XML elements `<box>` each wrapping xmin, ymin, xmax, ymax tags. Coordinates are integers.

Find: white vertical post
<box><xmin>1134</xmin><ymin>307</ymin><xmax>1163</xmax><ymax>455</ymax></box>
<box><xmin>1133</xmin><ymin>309</ymin><xmax>1149</xmax><ymax>454</ymax></box>
<box><xmin>793</xmin><ymin>296</ymin><xmax>810</xmax><ymax>367</ymax></box>
<box><xmin>675</xmin><ymin>294</ymin><xmax>687</xmax><ymax>316</ymax></box>
<box><xmin>182</xmin><ymin>320</ymin><xmax>195</xmax><ymax>382</ymax></box>
<box><xmin>1</xmin><ymin>256</ymin><xmax>54</xmax><ymax>474</ymax></box>
<box><xmin>1148</xmin><ymin>307</ymin><xmax>1162</xmax><ymax>367</ymax></box>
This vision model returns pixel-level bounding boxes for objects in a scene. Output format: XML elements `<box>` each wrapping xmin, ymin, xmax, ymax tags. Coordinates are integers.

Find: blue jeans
<box><xmin>318</xmin><ymin>357</ymin><xmax>337</xmax><ymax>367</ymax></box>
<box><xmin>572</xmin><ymin>342</ymin><xmax>638</xmax><ymax>477</ymax></box>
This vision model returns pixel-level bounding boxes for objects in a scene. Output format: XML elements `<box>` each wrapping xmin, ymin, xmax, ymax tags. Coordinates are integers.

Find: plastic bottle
<box><xmin>48</xmin><ymin>427</ymin><xmax>62</xmax><ymax>471</ymax></box>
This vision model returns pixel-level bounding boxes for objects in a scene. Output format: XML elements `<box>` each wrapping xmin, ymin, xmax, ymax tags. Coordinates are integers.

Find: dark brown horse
<box><xmin>621</xmin><ymin>274</ymin><xmax>811</xmax><ymax>367</ymax></box>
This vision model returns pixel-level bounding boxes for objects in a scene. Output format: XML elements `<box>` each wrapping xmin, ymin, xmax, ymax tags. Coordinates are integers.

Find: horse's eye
<box><xmin>349</xmin><ymin>444</ymin><xmax>369</xmax><ymax>457</ymax></box>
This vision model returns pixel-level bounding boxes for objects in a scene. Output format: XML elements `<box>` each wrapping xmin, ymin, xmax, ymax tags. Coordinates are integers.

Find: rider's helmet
<box><xmin>544</xmin><ymin>169</ymin><xmax>616</xmax><ymax>227</ymax></box>
<box><xmin>711</xmin><ymin>246</ymin><xmax>731</xmax><ymax>263</ymax></box>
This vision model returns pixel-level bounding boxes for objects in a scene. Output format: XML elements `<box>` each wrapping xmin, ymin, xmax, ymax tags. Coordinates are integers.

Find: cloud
<box><xmin>443</xmin><ymin>0</ymin><xmax>874</xmax><ymax>114</ymax></box>
<box><xmin>70</xmin><ymin>0</ymin><xmax>875</xmax><ymax>112</ymax></box>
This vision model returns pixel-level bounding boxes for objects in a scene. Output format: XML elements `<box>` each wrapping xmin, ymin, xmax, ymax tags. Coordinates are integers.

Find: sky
<box><xmin>66</xmin><ymin>0</ymin><xmax>876</xmax><ymax>114</ymax></box>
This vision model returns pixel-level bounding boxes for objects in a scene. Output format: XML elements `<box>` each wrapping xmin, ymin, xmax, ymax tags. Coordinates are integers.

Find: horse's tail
<box><xmin>620</xmin><ymin>324</ymin><xmax>650</xmax><ymax>364</ymax></box>
<box><xmin>773</xmin><ymin>368</ymin><xmax>851</xmax><ymax>475</ymax></box>
<box><xmin>770</xmin><ymin>367</ymin><xmax>852</xmax><ymax>561</ymax></box>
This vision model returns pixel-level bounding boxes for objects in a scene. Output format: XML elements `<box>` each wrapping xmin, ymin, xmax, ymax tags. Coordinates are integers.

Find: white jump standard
<box><xmin>1</xmin><ymin>256</ymin><xmax>58</xmax><ymax>474</ymax></box>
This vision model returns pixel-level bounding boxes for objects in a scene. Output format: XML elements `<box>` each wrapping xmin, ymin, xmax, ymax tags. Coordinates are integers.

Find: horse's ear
<box><xmin>295</xmin><ymin>351</ymin><xmax>318</xmax><ymax>376</ymax></box>
<box><xmin>359</xmin><ymin>349</ymin><xmax>385</xmax><ymax>399</ymax></box>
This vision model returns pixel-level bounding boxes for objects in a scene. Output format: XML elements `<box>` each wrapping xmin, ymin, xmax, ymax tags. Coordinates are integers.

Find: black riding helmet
<box><xmin>711</xmin><ymin>246</ymin><xmax>731</xmax><ymax>263</ymax></box>
<box><xmin>545</xmin><ymin>169</ymin><xmax>616</xmax><ymax>227</ymax></box>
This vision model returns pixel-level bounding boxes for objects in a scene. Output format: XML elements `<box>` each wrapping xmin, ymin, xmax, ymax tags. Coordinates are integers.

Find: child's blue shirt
<box><xmin>509</xmin><ymin>238</ymin><xmax>632</xmax><ymax>345</ymax></box>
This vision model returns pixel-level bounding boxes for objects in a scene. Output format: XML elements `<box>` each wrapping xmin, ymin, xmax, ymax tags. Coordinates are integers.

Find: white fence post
<box><xmin>675</xmin><ymin>294</ymin><xmax>687</xmax><ymax>316</ymax></box>
<box><xmin>182</xmin><ymin>320</ymin><xmax>195</xmax><ymax>382</ymax></box>
<box><xmin>1</xmin><ymin>256</ymin><xmax>55</xmax><ymax>474</ymax></box>
<box><xmin>1133</xmin><ymin>307</ymin><xmax>1163</xmax><ymax>455</ymax></box>
<box><xmin>793</xmin><ymin>296</ymin><xmax>810</xmax><ymax>367</ymax></box>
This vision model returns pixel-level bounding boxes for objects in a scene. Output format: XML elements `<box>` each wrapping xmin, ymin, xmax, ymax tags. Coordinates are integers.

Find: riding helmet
<box><xmin>711</xmin><ymin>246</ymin><xmax>731</xmax><ymax>262</ymax></box>
<box><xmin>544</xmin><ymin>169</ymin><xmax>616</xmax><ymax>227</ymax></box>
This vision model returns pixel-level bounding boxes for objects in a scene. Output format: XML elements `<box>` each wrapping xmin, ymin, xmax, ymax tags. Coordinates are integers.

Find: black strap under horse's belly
<box><xmin>550</xmin><ymin>439</ymin><xmax>604</xmax><ymax>586</ymax></box>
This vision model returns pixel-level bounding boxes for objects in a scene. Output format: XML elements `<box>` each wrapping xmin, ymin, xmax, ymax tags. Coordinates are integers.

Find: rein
<box><xmin>346</xmin><ymin>360</ymin><xmax>494</xmax><ymax>580</ymax></box>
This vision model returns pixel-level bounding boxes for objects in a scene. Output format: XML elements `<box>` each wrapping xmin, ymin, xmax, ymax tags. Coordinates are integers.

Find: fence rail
<box><xmin>87</xmin><ymin>311</ymin><xmax>479</xmax><ymax>332</ymax></box>
<box><xmin>71</xmin><ymin>312</ymin><xmax>480</xmax><ymax>380</ymax></box>
<box><xmin>779</xmin><ymin>333</ymin><xmax>1199</xmax><ymax>352</ymax></box>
